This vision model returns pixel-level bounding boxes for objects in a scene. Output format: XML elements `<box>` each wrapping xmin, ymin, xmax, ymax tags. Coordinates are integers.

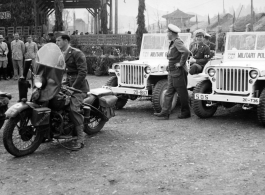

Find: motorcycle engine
<box><xmin>50</xmin><ymin>111</ymin><xmax>74</xmax><ymax>136</ymax></box>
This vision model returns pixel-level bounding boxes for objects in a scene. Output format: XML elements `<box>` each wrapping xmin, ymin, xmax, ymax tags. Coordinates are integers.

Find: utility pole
<box><xmin>110</xmin><ymin>0</ymin><xmax>113</xmax><ymax>32</ymax></box>
<box><xmin>223</xmin><ymin>0</ymin><xmax>225</xmax><ymax>14</ymax></box>
<box><xmin>115</xmin><ymin>0</ymin><xmax>118</xmax><ymax>34</ymax></box>
<box><xmin>73</xmin><ymin>9</ymin><xmax>76</xmax><ymax>31</ymax></box>
<box><xmin>251</xmin><ymin>0</ymin><xmax>254</xmax><ymax>31</ymax></box>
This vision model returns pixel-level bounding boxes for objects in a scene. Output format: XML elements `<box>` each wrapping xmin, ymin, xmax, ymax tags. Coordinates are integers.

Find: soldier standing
<box><xmin>204</xmin><ymin>33</ymin><xmax>216</xmax><ymax>58</ymax></box>
<box><xmin>56</xmin><ymin>34</ymin><xmax>90</xmax><ymax>150</ymax></box>
<box><xmin>189</xmin><ymin>29</ymin><xmax>210</xmax><ymax>75</ymax></box>
<box><xmin>154</xmin><ymin>24</ymin><xmax>191</xmax><ymax>119</ymax></box>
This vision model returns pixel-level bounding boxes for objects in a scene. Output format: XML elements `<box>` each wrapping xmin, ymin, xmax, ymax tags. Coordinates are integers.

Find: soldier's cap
<box><xmin>0</xmin><ymin>35</ymin><xmax>4</xmax><ymax>39</ymax></box>
<box><xmin>167</xmin><ymin>24</ymin><xmax>181</xmax><ymax>33</ymax></box>
<box><xmin>195</xmin><ymin>29</ymin><xmax>205</xmax><ymax>37</ymax></box>
<box><xmin>205</xmin><ymin>33</ymin><xmax>211</xmax><ymax>38</ymax></box>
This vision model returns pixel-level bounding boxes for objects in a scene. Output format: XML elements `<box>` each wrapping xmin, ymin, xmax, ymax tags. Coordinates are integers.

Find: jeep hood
<box><xmin>118</xmin><ymin>59</ymin><xmax>168</xmax><ymax>66</ymax></box>
<box><xmin>210</xmin><ymin>61</ymin><xmax>265</xmax><ymax>71</ymax></box>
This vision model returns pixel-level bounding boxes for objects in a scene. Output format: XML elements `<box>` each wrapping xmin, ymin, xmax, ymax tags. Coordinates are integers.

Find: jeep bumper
<box><xmin>102</xmin><ymin>86</ymin><xmax>149</xmax><ymax>96</ymax></box>
<box><xmin>194</xmin><ymin>93</ymin><xmax>259</xmax><ymax>105</ymax></box>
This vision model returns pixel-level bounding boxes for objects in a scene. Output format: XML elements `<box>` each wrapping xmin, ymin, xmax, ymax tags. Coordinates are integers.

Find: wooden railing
<box><xmin>0</xmin><ymin>26</ymin><xmax>43</xmax><ymax>36</ymax></box>
<box><xmin>74</xmin><ymin>34</ymin><xmax>136</xmax><ymax>46</ymax></box>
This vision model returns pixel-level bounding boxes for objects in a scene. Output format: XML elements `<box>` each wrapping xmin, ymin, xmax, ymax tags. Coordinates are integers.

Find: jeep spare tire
<box><xmin>152</xmin><ymin>79</ymin><xmax>178</xmax><ymax>113</ymax></box>
<box><xmin>105</xmin><ymin>76</ymin><xmax>128</xmax><ymax>110</ymax></box>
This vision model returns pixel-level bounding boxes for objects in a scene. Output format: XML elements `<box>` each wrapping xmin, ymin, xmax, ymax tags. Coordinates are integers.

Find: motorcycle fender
<box><xmin>5</xmin><ymin>102</ymin><xmax>40</xmax><ymax>118</ymax></box>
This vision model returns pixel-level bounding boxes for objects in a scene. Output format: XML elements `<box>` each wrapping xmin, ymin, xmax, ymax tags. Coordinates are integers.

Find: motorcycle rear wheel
<box><xmin>84</xmin><ymin>114</ymin><xmax>106</xmax><ymax>135</ymax></box>
<box><xmin>3</xmin><ymin>109</ymin><xmax>44</xmax><ymax>157</ymax></box>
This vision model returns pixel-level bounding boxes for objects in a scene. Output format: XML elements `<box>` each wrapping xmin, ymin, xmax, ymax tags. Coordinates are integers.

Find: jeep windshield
<box><xmin>224</xmin><ymin>32</ymin><xmax>265</xmax><ymax>62</ymax></box>
<box><xmin>140</xmin><ymin>33</ymin><xmax>191</xmax><ymax>60</ymax></box>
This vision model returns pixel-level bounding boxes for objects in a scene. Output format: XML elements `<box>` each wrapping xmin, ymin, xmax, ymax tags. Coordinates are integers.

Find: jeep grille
<box><xmin>120</xmin><ymin>64</ymin><xmax>145</xmax><ymax>87</ymax></box>
<box><xmin>215</xmin><ymin>68</ymin><xmax>249</xmax><ymax>93</ymax></box>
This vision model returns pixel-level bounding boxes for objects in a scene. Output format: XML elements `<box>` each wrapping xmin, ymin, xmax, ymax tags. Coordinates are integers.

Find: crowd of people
<box><xmin>0</xmin><ymin>32</ymin><xmax>57</xmax><ymax>81</ymax></box>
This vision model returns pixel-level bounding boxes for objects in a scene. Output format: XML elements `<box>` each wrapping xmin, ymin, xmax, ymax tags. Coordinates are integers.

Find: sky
<box><xmin>74</xmin><ymin>0</ymin><xmax>265</xmax><ymax>23</ymax></box>
<box><xmin>119</xmin><ymin>0</ymin><xmax>265</xmax><ymax>17</ymax></box>
<box><xmin>71</xmin><ymin>0</ymin><xmax>265</xmax><ymax>32</ymax></box>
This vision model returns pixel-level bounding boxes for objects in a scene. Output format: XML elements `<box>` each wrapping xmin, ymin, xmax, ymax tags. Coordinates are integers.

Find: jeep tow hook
<box><xmin>206</xmin><ymin>102</ymin><xmax>217</xmax><ymax>107</ymax></box>
<box><xmin>242</xmin><ymin>104</ymin><xmax>254</xmax><ymax>110</ymax></box>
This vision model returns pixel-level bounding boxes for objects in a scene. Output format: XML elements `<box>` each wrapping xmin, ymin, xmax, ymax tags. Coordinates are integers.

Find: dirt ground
<box><xmin>1</xmin><ymin>75</ymin><xmax>265</xmax><ymax>195</ymax></box>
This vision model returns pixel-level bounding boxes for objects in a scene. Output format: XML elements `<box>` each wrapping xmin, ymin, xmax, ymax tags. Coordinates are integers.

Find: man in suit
<box><xmin>56</xmin><ymin>34</ymin><xmax>90</xmax><ymax>150</ymax></box>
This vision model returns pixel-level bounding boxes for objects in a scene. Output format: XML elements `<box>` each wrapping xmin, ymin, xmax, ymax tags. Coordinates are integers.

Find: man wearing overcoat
<box><xmin>154</xmin><ymin>24</ymin><xmax>191</xmax><ymax>119</ymax></box>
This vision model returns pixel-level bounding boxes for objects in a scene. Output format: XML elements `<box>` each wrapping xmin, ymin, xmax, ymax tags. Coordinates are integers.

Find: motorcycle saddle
<box><xmin>99</xmin><ymin>95</ymin><xmax>118</xmax><ymax>108</ymax></box>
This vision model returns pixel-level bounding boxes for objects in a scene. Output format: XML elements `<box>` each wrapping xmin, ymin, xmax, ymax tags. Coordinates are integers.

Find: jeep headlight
<box><xmin>144</xmin><ymin>66</ymin><xmax>151</xmax><ymax>74</ymax></box>
<box><xmin>207</xmin><ymin>68</ymin><xmax>216</xmax><ymax>77</ymax></box>
<box><xmin>250</xmin><ymin>70</ymin><xmax>258</xmax><ymax>79</ymax></box>
<box><xmin>114</xmin><ymin>65</ymin><xmax>120</xmax><ymax>72</ymax></box>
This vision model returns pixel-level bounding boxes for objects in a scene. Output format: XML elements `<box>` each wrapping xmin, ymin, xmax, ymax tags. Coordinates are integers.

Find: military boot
<box><xmin>72</xmin><ymin>125</ymin><xmax>85</xmax><ymax>150</ymax></box>
<box><xmin>154</xmin><ymin>112</ymin><xmax>170</xmax><ymax>120</ymax></box>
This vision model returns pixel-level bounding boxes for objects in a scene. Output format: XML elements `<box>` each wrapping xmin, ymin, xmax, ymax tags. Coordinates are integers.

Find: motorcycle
<box><xmin>0</xmin><ymin>91</ymin><xmax>11</xmax><ymax>129</ymax></box>
<box><xmin>3</xmin><ymin>43</ymin><xmax>117</xmax><ymax>157</ymax></box>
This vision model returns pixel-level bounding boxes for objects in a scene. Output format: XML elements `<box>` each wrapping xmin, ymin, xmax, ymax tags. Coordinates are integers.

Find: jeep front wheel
<box><xmin>257</xmin><ymin>88</ymin><xmax>265</xmax><ymax>126</ymax></box>
<box><xmin>105</xmin><ymin>76</ymin><xmax>128</xmax><ymax>109</ymax></box>
<box><xmin>152</xmin><ymin>79</ymin><xmax>178</xmax><ymax>113</ymax></box>
<box><xmin>192</xmin><ymin>80</ymin><xmax>217</xmax><ymax>118</ymax></box>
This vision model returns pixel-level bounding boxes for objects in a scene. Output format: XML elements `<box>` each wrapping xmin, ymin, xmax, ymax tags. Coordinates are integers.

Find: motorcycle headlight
<box><xmin>250</xmin><ymin>70</ymin><xmax>258</xmax><ymax>79</ymax></box>
<box><xmin>144</xmin><ymin>66</ymin><xmax>151</xmax><ymax>74</ymax></box>
<box><xmin>34</xmin><ymin>75</ymin><xmax>46</xmax><ymax>89</ymax></box>
<box><xmin>208</xmin><ymin>68</ymin><xmax>216</xmax><ymax>77</ymax></box>
<box><xmin>114</xmin><ymin>65</ymin><xmax>120</xmax><ymax>72</ymax></box>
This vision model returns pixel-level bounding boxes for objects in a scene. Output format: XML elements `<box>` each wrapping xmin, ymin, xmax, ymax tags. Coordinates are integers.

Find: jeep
<box><xmin>192</xmin><ymin>31</ymin><xmax>265</xmax><ymax>125</ymax></box>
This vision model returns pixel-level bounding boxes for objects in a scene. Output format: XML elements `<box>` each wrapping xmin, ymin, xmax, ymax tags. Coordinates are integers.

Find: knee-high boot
<box><xmin>72</xmin><ymin>124</ymin><xmax>85</xmax><ymax>150</ymax></box>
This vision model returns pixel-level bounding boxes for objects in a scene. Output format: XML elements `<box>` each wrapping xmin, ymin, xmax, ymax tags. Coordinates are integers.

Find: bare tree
<box><xmin>63</xmin><ymin>10</ymin><xmax>72</xmax><ymax>31</ymax></box>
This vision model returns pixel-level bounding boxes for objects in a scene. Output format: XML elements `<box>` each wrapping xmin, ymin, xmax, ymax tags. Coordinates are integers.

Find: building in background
<box><xmin>162</xmin><ymin>9</ymin><xmax>194</xmax><ymax>31</ymax></box>
<box><xmin>75</xmin><ymin>18</ymin><xmax>88</xmax><ymax>34</ymax></box>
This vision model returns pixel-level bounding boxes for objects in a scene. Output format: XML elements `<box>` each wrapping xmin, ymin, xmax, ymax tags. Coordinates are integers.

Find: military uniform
<box><xmin>205</xmin><ymin>41</ymin><xmax>216</xmax><ymax>58</ymax></box>
<box><xmin>155</xmin><ymin>24</ymin><xmax>191</xmax><ymax>119</ymax></box>
<box><xmin>64</xmin><ymin>47</ymin><xmax>89</xmax><ymax>144</ymax></box>
<box><xmin>189</xmin><ymin>41</ymin><xmax>210</xmax><ymax>75</ymax></box>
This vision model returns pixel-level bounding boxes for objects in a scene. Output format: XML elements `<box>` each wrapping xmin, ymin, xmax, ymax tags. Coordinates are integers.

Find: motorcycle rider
<box><xmin>56</xmin><ymin>34</ymin><xmax>90</xmax><ymax>150</ymax></box>
<box><xmin>189</xmin><ymin>29</ymin><xmax>210</xmax><ymax>75</ymax></box>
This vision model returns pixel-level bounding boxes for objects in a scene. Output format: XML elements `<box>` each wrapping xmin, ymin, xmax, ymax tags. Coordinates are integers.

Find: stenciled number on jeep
<box><xmin>134</xmin><ymin>90</ymin><xmax>148</xmax><ymax>96</ymax></box>
<box><xmin>243</xmin><ymin>98</ymin><xmax>259</xmax><ymax>103</ymax></box>
<box><xmin>195</xmin><ymin>94</ymin><xmax>209</xmax><ymax>100</ymax></box>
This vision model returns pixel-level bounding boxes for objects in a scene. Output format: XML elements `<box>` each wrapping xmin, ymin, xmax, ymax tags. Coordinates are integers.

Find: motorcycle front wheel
<box><xmin>84</xmin><ymin>114</ymin><xmax>106</xmax><ymax>135</ymax></box>
<box><xmin>3</xmin><ymin>109</ymin><xmax>44</xmax><ymax>157</ymax></box>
